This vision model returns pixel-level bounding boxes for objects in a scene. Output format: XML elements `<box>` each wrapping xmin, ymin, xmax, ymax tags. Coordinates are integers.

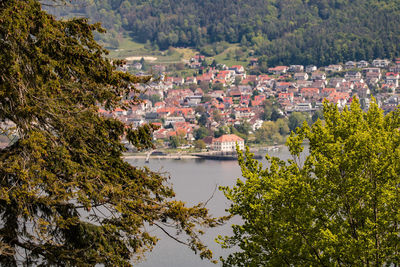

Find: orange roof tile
<box><xmin>213</xmin><ymin>134</ymin><xmax>244</xmax><ymax>143</ymax></box>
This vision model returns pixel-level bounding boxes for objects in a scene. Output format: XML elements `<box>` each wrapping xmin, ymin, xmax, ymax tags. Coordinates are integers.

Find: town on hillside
<box><xmin>100</xmin><ymin>56</ymin><xmax>400</xmax><ymax>152</ymax></box>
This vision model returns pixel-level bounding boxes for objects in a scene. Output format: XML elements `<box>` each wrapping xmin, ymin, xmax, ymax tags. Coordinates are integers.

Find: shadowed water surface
<box><xmin>126</xmin><ymin>147</ymin><xmax>294</xmax><ymax>267</ymax></box>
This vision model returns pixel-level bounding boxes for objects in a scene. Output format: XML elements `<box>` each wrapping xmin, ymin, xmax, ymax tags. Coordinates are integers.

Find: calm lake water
<box><xmin>126</xmin><ymin>147</ymin><xmax>295</xmax><ymax>267</ymax></box>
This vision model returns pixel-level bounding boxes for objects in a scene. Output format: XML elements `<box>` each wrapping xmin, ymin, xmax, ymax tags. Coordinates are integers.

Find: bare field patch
<box><xmin>125</xmin><ymin>56</ymin><xmax>158</xmax><ymax>61</ymax></box>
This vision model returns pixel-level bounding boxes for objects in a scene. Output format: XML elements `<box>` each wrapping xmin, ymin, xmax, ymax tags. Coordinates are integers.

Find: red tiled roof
<box><xmin>301</xmin><ymin>87</ymin><xmax>319</xmax><ymax>94</ymax></box>
<box><xmin>213</xmin><ymin>134</ymin><xmax>244</xmax><ymax>143</ymax></box>
<box><xmin>386</xmin><ymin>72</ymin><xmax>399</xmax><ymax>76</ymax></box>
<box><xmin>223</xmin><ymin>97</ymin><xmax>233</xmax><ymax>104</ymax></box>
<box><xmin>258</xmin><ymin>74</ymin><xmax>271</xmax><ymax>80</ymax></box>
<box><xmin>269</xmin><ymin>66</ymin><xmax>288</xmax><ymax>71</ymax></box>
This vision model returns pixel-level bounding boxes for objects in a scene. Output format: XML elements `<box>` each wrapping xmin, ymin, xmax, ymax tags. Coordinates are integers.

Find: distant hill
<box><xmin>49</xmin><ymin>0</ymin><xmax>400</xmax><ymax>66</ymax></box>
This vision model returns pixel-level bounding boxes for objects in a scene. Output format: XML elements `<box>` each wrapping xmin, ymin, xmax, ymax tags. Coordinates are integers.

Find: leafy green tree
<box><xmin>198</xmin><ymin>113</ymin><xmax>209</xmax><ymax>126</ymax></box>
<box><xmin>169</xmin><ymin>135</ymin><xmax>181</xmax><ymax>148</ymax></box>
<box><xmin>261</xmin><ymin>98</ymin><xmax>281</xmax><ymax>121</ymax></box>
<box><xmin>270</xmin><ymin>109</ymin><xmax>282</xmax><ymax>121</ymax></box>
<box><xmin>234</xmin><ymin>76</ymin><xmax>242</xmax><ymax>86</ymax></box>
<box><xmin>213</xmin><ymin>109</ymin><xmax>222</xmax><ymax>123</ymax></box>
<box><xmin>234</xmin><ymin>121</ymin><xmax>252</xmax><ymax>136</ymax></box>
<box><xmin>140</xmin><ymin>57</ymin><xmax>150</xmax><ymax>71</ymax></box>
<box><xmin>199</xmin><ymin>81</ymin><xmax>210</xmax><ymax>93</ymax></box>
<box><xmin>212</xmin><ymin>83</ymin><xmax>224</xmax><ymax>91</ymax></box>
<box><xmin>219</xmin><ymin>99</ymin><xmax>400</xmax><ymax>266</ymax></box>
<box><xmin>189</xmin><ymin>83</ymin><xmax>198</xmax><ymax>91</ymax></box>
<box><xmin>312</xmin><ymin>108</ymin><xmax>324</xmax><ymax>123</ymax></box>
<box><xmin>254</xmin><ymin>121</ymin><xmax>278</xmax><ymax>144</ymax></box>
<box><xmin>276</xmin><ymin>118</ymin><xmax>290</xmax><ymax>136</ymax></box>
<box><xmin>210</xmin><ymin>59</ymin><xmax>218</xmax><ymax>68</ymax></box>
<box><xmin>251</xmin><ymin>89</ymin><xmax>259</xmax><ymax>99</ymax></box>
<box><xmin>288</xmin><ymin>111</ymin><xmax>309</xmax><ymax>132</ymax></box>
<box><xmin>0</xmin><ymin>1</ymin><xmax>221</xmax><ymax>265</ymax></box>
<box><xmin>149</xmin><ymin>94</ymin><xmax>162</xmax><ymax>105</ymax></box>
<box><xmin>214</xmin><ymin>125</ymin><xmax>230</xmax><ymax>138</ymax></box>
<box><xmin>234</xmin><ymin>48</ymin><xmax>244</xmax><ymax>61</ymax></box>
<box><xmin>194</xmin><ymin>140</ymin><xmax>206</xmax><ymax>150</ymax></box>
<box><xmin>194</xmin><ymin>126</ymin><xmax>210</xmax><ymax>140</ymax></box>
<box><xmin>195</xmin><ymin>105</ymin><xmax>206</xmax><ymax>114</ymax></box>
<box><xmin>240</xmin><ymin>35</ymin><xmax>249</xmax><ymax>46</ymax></box>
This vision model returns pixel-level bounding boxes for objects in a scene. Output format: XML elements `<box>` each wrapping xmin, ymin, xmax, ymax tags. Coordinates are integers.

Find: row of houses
<box><xmin>106</xmin><ymin>56</ymin><xmax>400</xmax><ymax>150</ymax></box>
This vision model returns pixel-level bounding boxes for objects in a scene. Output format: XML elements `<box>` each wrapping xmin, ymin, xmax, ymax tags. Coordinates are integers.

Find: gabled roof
<box><xmin>269</xmin><ymin>66</ymin><xmax>288</xmax><ymax>71</ymax></box>
<box><xmin>212</xmin><ymin>134</ymin><xmax>244</xmax><ymax>143</ymax></box>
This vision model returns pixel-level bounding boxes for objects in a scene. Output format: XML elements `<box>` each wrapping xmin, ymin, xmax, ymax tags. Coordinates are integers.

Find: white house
<box><xmin>164</xmin><ymin>116</ymin><xmax>185</xmax><ymax>127</ymax></box>
<box><xmin>211</xmin><ymin>134</ymin><xmax>245</xmax><ymax>152</ymax></box>
<box><xmin>294</xmin><ymin>72</ymin><xmax>309</xmax><ymax>80</ymax></box>
<box><xmin>294</xmin><ymin>102</ymin><xmax>313</xmax><ymax>112</ymax></box>
<box><xmin>345</xmin><ymin>61</ymin><xmax>356</xmax><ymax>69</ymax></box>
<box><xmin>289</xmin><ymin>65</ymin><xmax>304</xmax><ymax>72</ymax></box>
<box><xmin>357</xmin><ymin>60</ymin><xmax>369</xmax><ymax>68</ymax></box>
<box><xmin>305</xmin><ymin>65</ymin><xmax>317</xmax><ymax>73</ymax></box>
<box><xmin>372</xmin><ymin>59</ymin><xmax>390</xmax><ymax>68</ymax></box>
<box><xmin>385</xmin><ymin>72</ymin><xmax>400</xmax><ymax>88</ymax></box>
<box><xmin>325</xmin><ymin>65</ymin><xmax>343</xmax><ymax>72</ymax></box>
<box><xmin>311</xmin><ymin>71</ymin><xmax>326</xmax><ymax>80</ymax></box>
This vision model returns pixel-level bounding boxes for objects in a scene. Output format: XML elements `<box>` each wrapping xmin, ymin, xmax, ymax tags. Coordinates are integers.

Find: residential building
<box><xmin>372</xmin><ymin>59</ymin><xmax>390</xmax><ymax>68</ymax></box>
<box><xmin>357</xmin><ymin>60</ymin><xmax>369</xmax><ymax>68</ymax></box>
<box><xmin>301</xmin><ymin>87</ymin><xmax>320</xmax><ymax>99</ymax></box>
<box><xmin>211</xmin><ymin>134</ymin><xmax>245</xmax><ymax>152</ymax></box>
<box><xmin>268</xmin><ymin>66</ymin><xmax>289</xmax><ymax>75</ymax></box>
<box><xmin>325</xmin><ymin>65</ymin><xmax>343</xmax><ymax>72</ymax></box>
<box><xmin>345</xmin><ymin>71</ymin><xmax>362</xmax><ymax>80</ymax></box>
<box><xmin>345</xmin><ymin>61</ymin><xmax>356</xmax><ymax>69</ymax></box>
<box><xmin>294</xmin><ymin>72</ymin><xmax>309</xmax><ymax>80</ymax></box>
<box><xmin>294</xmin><ymin>102</ymin><xmax>313</xmax><ymax>112</ymax></box>
<box><xmin>305</xmin><ymin>65</ymin><xmax>317</xmax><ymax>73</ymax></box>
<box><xmin>289</xmin><ymin>65</ymin><xmax>304</xmax><ymax>72</ymax></box>
<box><xmin>311</xmin><ymin>71</ymin><xmax>326</xmax><ymax>80</ymax></box>
<box><xmin>385</xmin><ymin>72</ymin><xmax>399</xmax><ymax>88</ymax></box>
<box><xmin>230</xmin><ymin>65</ymin><xmax>245</xmax><ymax>74</ymax></box>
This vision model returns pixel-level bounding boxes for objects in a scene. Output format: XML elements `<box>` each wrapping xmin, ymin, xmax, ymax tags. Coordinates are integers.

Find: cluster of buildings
<box><xmin>106</xmin><ymin>56</ymin><xmax>400</xmax><ymax>151</ymax></box>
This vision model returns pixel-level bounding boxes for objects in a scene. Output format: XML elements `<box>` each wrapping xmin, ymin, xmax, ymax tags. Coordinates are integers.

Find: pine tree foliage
<box><xmin>220</xmin><ymin>99</ymin><xmax>400</xmax><ymax>266</ymax></box>
<box><xmin>0</xmin><ymin>1</ymin><xmax>222</xmax><ymax>265</ymax></box>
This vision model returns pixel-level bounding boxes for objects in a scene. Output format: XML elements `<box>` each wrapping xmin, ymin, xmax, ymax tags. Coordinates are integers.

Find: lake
<box><xmin>126</xmin><ymin>147</ymin><xmax>294</xmax><ymax>267</ymax></box>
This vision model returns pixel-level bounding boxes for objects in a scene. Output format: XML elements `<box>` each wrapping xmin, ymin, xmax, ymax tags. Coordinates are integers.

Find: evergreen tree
<box><xmin>0</xmin><ymin>1</ymin><xmax>222</xmax><ymax>265</ymax></box>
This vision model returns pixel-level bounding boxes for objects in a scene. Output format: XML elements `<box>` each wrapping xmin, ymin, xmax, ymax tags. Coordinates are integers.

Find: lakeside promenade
<box><xmin>123</xmin><ymin>145</ymin><xmax>282</xmax><ymax>160</ymax></box>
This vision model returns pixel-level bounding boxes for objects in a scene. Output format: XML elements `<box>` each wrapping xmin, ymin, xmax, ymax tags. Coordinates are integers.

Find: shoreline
<box><xmin>124</xmin><ymin>154</ymin><xmax>200</xmax><ymax>159</ymax></box>
<box><xmin>123</xmin><ymin>144</ymin><xmax>284</xmax><ymax>160</ymax></box>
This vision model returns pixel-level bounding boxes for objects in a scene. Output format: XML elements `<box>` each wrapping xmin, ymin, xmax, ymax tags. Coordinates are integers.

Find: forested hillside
<box><xmin>52</xmin><ymin>0</ymin><xmax>400</xmax><ymax>65</ymax></box>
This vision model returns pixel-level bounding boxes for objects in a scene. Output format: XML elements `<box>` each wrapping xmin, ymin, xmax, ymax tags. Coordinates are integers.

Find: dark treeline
<box><xmin>50</xmin><ymin>0</ymin><xmax>400</xmax><ymax>65</ymax></box>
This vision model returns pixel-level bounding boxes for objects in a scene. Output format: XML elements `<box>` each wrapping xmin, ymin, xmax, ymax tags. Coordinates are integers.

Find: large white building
<box><xmin>211</xmin><ymin>134</ymin><xmax>245</xmax><ymax>152</ymax></box>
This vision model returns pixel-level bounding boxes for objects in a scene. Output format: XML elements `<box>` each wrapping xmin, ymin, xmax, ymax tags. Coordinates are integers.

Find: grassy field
<box><xmin>212</xmin><ymin>43</ymin><xmax>249</xmax><ymax>67</ymax></box>
<box><xmin>107</xmin><ymin>37</ymin><xmax>147</xmax><ymax>59</ymax></box>
<box><xmin>107</xmin><ymin>36</ymin><xmax>250</xmax><ymax>70</ymax></box>
<box><xmin>174</xmin><ymin>47</ymin><xmax>197</xmax><ymax>61</ymax></box>
<box><xmin>107</xmin><ymin>36</ymin><xmax>187</xmax><ymax>64</ymax></box>
<box><xmin>173</xmin><ymin>69</ymin><xmax>198</xmax><ymax>78</ymax></box>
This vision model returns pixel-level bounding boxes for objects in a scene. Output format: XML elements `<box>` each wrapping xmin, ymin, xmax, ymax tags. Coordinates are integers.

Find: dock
<box><xmin>193</xmin><ymin>151</ymin><xmax>262</xmax><ymax>161</ymax></box>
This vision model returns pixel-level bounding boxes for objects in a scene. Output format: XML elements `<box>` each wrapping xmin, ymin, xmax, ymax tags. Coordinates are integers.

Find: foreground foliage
<box><xmin>0</xmin><ymin>1</ymin><xmax>221</xmax><ymax>265</ymax></box>
<box><xmin>220</xmin><ymin>99</ymin><xmax>400</xmax><ymax>266</ymax></box>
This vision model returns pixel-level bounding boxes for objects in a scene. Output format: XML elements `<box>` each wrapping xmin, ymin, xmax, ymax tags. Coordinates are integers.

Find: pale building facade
<box><xmin>211</xmin><ymin>134</ymin><xmax>245</xmax><ymax>152</ymax></box>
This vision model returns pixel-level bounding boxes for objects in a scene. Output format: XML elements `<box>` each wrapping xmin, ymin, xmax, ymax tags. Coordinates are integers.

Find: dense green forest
<box><xmin>50</xmin><ymin>0</ymin><xmax>400</xmax><ymax>65</ymax></box>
